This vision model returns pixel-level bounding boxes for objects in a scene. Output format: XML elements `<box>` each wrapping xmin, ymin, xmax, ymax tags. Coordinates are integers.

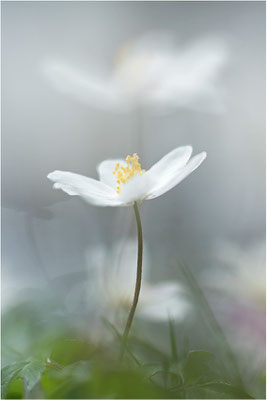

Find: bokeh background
<box><xmin>2</xmin><ymin>1</ymin><xmax>265</xmax><ymax>398</ymax></box>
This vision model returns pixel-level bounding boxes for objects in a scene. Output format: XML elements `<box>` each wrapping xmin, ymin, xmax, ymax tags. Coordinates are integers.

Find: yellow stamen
<box><xmin>113</xmin><ymin>153</ymin><xmax>145</xmax><ymax>194</ymax></box>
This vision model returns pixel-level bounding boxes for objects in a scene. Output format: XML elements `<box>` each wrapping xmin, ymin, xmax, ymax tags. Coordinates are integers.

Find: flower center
<box><xmin>113</xmin><ymin>153</ymin><xmax>145</xmax><ymax>194</ymax></box>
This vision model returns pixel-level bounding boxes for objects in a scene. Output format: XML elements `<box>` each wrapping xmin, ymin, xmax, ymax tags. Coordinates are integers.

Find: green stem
<box><xmin>120</xmin><ymin>202</ymin><xmax>143</xmax><ymax>360</ymax></box>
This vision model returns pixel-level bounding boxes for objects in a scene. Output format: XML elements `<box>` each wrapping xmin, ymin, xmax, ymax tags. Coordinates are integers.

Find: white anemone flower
<box><xmin>43</xmin><ymin>32</ymin><xmax>227</xmax><ymax>113</ymax></box>
<box><xmin>85</xmin><ymin>239</ymin><xmax>190</xmax><ymax>335</ymax></box>
<box><xmin>47</xmin><ymin>146</ymin><xmax>206</xmax><ymax>207</ymax></box>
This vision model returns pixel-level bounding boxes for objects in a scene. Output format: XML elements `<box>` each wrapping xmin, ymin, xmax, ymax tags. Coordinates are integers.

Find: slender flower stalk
<box><xmin>119</xmin><ymin>202</ymin><xmax>143</xmax><ymax>360</ymax></box>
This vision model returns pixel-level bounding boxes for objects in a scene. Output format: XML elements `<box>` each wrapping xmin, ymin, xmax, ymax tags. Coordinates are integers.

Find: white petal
<box><xmin>97</xmin><ymin>147</ymin><xmax>195</xmax><ymax>205</ymax></box>
<box><xmin>141</xmin><ymin>146</ymin><xmax>192</xmax><ymax>199</ymax></box>
<box><xmin>97</xmin><ymin>159</ymin><xmax>126</xmax><ymax>188</ymax></box>
<box><xmin>147</xmin><ymin>146</ymin><xmax>193</xmax><ymax>178</ymax></box>
<box><xmin>139</xmin><ymin>296</ymin><xmax>190</xmax><ymax>321</ymax></box>
<box><xmin>116</xmin><ymin>173</ymin><xmax>154</xmax><ymax>205</ymax></box>
<box><xmin>98</xmin><ymin>159</ymin><xmax>156</xmax><ymax>205</ymax></box>
<box><xmin>138</xmin><ymin>282</ymin><xmax>190</xmax><ymax>321</ymax></box>
<box><xmin>141</xmin><ymin>282</ymin><xmax>182</xmax><ymax>301</ymax></box>
<box><xmin>118</xmin><ymin>147</ymin><xmax>193</xmax><ymax>204</ymax></box>
<box><xmin>146</xmin><ymin>151</ymin><xmax>207</xmax><ymax>200</ymax></box>
<box><xmin>47</xmin><ymin>170</ymin><xmax>122</xmax><ymax>207</ymax></box>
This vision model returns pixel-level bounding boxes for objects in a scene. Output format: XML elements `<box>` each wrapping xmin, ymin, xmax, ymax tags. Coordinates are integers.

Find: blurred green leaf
<box><xmin>168</xmin><ymin>361</ymin><xmax>184</xmax><ymax>388</ymax></box>
<box><xmin>90</xmin><ymin>366</ymin><xmax>173</xmax><ymax>399</ymax></box>
<box><xmin>18</xmin><ymin>358</ymin><xmax>46</xmax><ymax>391</ymax></box>
<box><xmin>50</xmin><ymin>339</ymin><xmax>97</xmax><ymax>366</ymax></box>
<box><xmin>141</xmin><ymin>363</ymin><xmax>163</xmax><ymax>379</ymax></box>
<box><xmin>41</xmin><ymin>369</ymin><xmax>61</xmax><ymax>398</ymax></box>
<box><xmin>129</xmin><ymin>336</ymin><xmax>169</xmax><ymax>364</ymax></box>
<box><xmin>168</xmin><ymin>350</ymin><xmax>254</xmax><ymax>399</ymax></box>
<box><xmin>183</xmin><ymin>350</ymin><xmax>217</xmax><ymax>385</ymax></box>
<box><xmin>1</xmin><ymin>361</ymin><xmax>28</xmax><ymax>398</ymax></box>
<box><xmin>41</xmin><ymin>357</ymin><xmax>176</xmax><ymax>399</ymax></box>
<box><xmin>41</xmin><ymin>361</ymin><xmax>93</xmax><ymax>399</ymax></box>
<box><xmin>5</xmin><ymin>378</ymin><xmax>24</xmax><ymax>399</ymax></box>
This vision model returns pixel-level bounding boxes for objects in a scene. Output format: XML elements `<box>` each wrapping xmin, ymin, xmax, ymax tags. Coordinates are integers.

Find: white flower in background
<box><xmin>43</xmin><ymin>32</ymin><xmax>227</xmax><ymax>113</ymax></box>
<box><xmin>47</xmin><ymin>146</ymin><xmax>206</xmax><ymax>206</ymax></box>
<box><xmin>85</xmin><ymin>239</ymin><xmax>190</xmax><ymax>328</ymax></box>
<box><xmin>205</xmin><ymin>239</ymin><xmax>265</xmax><ymax>369</ymax></box>
<box><xmin>209</xmin><ymin>239</ymin><xmax>265</xmax><ymax>307</ymax></box>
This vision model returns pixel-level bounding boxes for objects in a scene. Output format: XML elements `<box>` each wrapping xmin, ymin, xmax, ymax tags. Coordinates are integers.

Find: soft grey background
<box><xmin>2</xmin><ymin>1</ymin><xmax>265</xmax><ymax>306</ymax></box>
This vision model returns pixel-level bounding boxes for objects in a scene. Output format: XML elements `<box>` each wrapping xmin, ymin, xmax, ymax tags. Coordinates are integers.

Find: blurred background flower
<box><xmin>202</xmin><ymin>239</ymin><xmax>265</xmax><ymax>384</ymax></box>
<box><xmin>79</xmin><ymin>239</ymin><xmax>190</xmax><ymax>343</ymax></box>
<box><xmin>43</xmin><ymin>32</ymin><xmax>227</xmax><ymax>114</ymax></box>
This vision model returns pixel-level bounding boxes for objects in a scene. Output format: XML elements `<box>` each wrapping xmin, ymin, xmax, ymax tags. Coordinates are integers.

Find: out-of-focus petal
<box><xmin>148</xmin><ymin>38</ymin><xmax>227</xmax><ymax>113</ymax></box>
<box><xmin>139</xmin><ymin>281</ymin><xmax>190</xmax><ymax>321</ymax></box>
<box><xmin>43</xmin><ymin>62</ymin><xmax>123</xmax><ymax>110</ymax></box>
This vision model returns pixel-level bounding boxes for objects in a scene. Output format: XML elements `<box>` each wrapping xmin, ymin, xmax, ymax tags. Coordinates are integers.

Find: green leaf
<box><xmin>42</xmin><ymin>359</ymin><xmax>95</xmax><ymax>399</ymax></box>
<box><xmin>41</xmin><ymin>370</ymin><xmax>62</xmax><ymax>398</ymax></box>
<box><xmin>183</xmin><ymin>350</ymin><xmax>217</xmax><ymax>385</ymax></box>
<box><xmin>90</xmin><ymin>366</ymin><xmax>172</xmax><ymax>399</ymax></box>
<box><xmin>168</xmin><ymin>361</ymin><xmax>184</xmax><ymax>387</ymax></box>
<box><xmin>5</xmin><ymin>378</ymin><xmax>24</xmax><ymax>399</ymax></box>
<box><xmin>18</xmin><ymin>358</ymin><xmax>46</xmax><ymax>391</ymax></box>
<box><xmin>1</xmin><ymin>361</ymin><xmax>28</xmax><ymax>398</ymax></box>
<box><xmin>141</xmin><ymin>363</ymin><xmax>163</xmax><ymax>379</ymax></box>
<box><xmin>50</xmin><ymin>339</ymin><xmax>96</xmax><ymax>366</ymax></box>
<box><xmin>129</xmin><ymin>336</ymin><xmax>169</xmax><ymax>364</ymax></box>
